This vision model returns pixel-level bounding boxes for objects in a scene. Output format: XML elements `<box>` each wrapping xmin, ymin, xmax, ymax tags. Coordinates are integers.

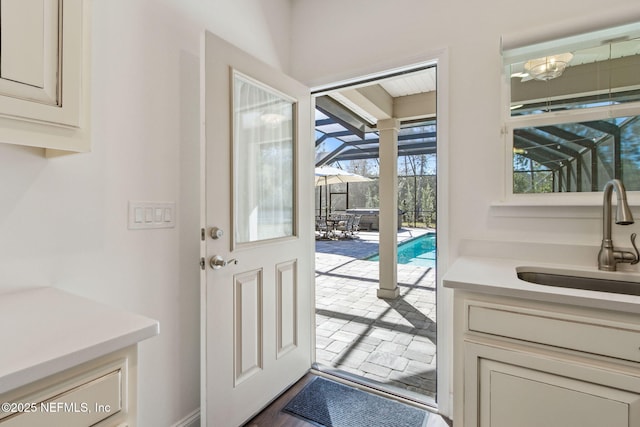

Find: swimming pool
<box><xmin>368</xmin><ymin>233</ymin><xmax>436</xmax><ymax>268</ymax></box>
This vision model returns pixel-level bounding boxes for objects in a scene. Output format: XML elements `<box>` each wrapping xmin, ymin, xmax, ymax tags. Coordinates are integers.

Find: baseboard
<box><xmin>172</xmin><ymin>408</ymin><xmax>200</xmax><ymax>427</ymax></box>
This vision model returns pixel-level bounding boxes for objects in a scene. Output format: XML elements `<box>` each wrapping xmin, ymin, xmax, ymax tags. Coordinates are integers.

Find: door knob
<box><xmin>210</xmin><ymin>255</ymin><xmax>238</xmax><ymax>270</ymax></box>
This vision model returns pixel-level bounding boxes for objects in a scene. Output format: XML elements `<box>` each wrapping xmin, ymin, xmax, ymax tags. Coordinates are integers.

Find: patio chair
<box><xmin>336</xmin><ymin>215</ymin><xmax>355</xmax><ymax>238</ymax></box>
<box><xmin>315</xmin><ymin>216</ymin><xmax>328</xmax><ymax>239</ymax></box>
<box><xmin>350</xmin><ymin>215</ymin><xmax>361</xmax><ymax>236</ymax></box>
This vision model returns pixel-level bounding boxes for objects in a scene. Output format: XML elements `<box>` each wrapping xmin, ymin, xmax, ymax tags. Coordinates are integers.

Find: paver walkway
<box><xmin>315</xmin><ymin>229</ymin><xmax>437</xmax><ymax>400</ymax></box>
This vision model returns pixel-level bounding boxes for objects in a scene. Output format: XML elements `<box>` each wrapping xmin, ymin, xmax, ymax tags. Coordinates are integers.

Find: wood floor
<box><xmin>243</xmin><ymin>373</ymin><xmax>453</xmax><ymax>427</ymax></box>
<box><xmin>243</xmin><ymin>374</ymin><xmax>316</xmax><ymax>427</ymax></box>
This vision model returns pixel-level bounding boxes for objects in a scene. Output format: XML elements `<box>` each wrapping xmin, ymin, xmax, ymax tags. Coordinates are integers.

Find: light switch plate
<box><xmin>128</xmin><ymin>201</ymin><xmax>176</xmax><ymax>230</ymax></box>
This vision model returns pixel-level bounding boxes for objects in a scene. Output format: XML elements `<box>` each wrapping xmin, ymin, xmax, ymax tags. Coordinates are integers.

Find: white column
<box><xmin>377</xmin><ymin>118</ymin><xmax>400</xmax><ymax>299</ymax></box>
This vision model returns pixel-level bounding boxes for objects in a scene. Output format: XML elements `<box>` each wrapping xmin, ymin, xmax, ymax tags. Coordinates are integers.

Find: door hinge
<box><xmin>201</xmin><ymin>228</ymin><xmax>206</xmax><ymax>241</ymax></box>
<box><xmin>200</xmin><ymin>257</ymin><xmax>206</xmax><ymax>270</ymax></box>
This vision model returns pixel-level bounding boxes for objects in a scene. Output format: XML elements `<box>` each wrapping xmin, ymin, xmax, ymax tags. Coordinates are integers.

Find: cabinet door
<box><xmin>465</xmin><ymin>342</ymin><xmax>640</xmax><ymax>427</ymax></box>
<box><xmin>0</xmin><ymin>0</ymin><xmax>90</xmax><ymax>152</ymax></box>
<box><xmin>0</xmin><ymin>0</ymin><xmax>59</xmax><ymax>105</ymax></box>
<box><xmin>481</xmin><ymin>360</ymin><xmax>638</xmax><ymax>427</ymax></box>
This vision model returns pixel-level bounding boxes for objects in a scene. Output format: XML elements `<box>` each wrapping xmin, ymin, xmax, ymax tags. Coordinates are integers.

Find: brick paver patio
<box><xmin>315</xmin><ymin>229</ymin><xmax>437</xmax><ymax>400</ymax></box>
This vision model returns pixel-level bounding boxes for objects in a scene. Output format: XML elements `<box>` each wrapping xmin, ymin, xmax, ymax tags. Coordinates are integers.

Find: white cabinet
<box><xmin>454</xmin><ymin>292</ymin><xmax>640</xmax><ymax>427</ymax></box>
<box><xmin>471</xmin><ymin>352</ymin><xmax>640</xmax><ymax>427</ymax></box>
<box><xmin>0</xmin><ymin>0</ymin><xmax>90</xmax><ymax>153</ymax></box>
<box><xmin>0</xmin><ymin>288</ymin><xmax>158</xmax><ymax>427</ymax></box>
<box><xmin>0</xmin><ymin>346</ymin><xmax>137</xmax><ymax>427</ymax></box>
<box><xmin>0</xmin><ymin>0</ymin><xmax>60</xmax><ymax>108</ymax></box>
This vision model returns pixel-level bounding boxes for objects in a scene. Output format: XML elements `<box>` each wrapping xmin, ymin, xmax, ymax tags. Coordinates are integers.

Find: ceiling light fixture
<box><xmin>261</xmin><ymin>113</ymin><xmax>287</xmax><ymax>125</ymax></box>
<box><xmin>524</xmin><ymin>53</ymin><xmax>573</xmax><ymax>81</ymax></box>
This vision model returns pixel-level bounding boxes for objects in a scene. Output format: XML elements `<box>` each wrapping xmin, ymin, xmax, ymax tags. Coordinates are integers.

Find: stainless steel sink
<box><xmin>517</xmin><ymin>269</ymin><xmax>640</xmax><ymax>296</ymax></box>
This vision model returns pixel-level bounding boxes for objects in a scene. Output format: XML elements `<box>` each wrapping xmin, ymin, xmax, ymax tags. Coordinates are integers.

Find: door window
<box><xmin>233</xmin><ymin>71</ymin><xmax>296</xmax><ymax>244</ymax></box>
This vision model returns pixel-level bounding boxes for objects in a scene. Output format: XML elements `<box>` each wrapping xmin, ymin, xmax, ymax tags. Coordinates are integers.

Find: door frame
<box><xmin>308</xmin><ymin>48</ymin><xmax>452</xmax><ymax>418</ymax></box>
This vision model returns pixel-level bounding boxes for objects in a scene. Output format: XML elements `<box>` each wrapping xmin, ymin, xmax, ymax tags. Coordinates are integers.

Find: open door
<box><xmin>200</xmin><ymin>31</ymin><xmax>314</xmax><ymax>426</ymax></box>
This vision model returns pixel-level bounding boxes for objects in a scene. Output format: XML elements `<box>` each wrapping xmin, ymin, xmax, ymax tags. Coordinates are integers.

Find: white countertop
<box><xmin>443</xmin><ymin>256</ymin><xmax>640</xmax><ymax>314</ymax></box>
<box><xmin>0</xmin><ymin>287</ymin><xmax>159</xmax><ymax>394</ymax></box>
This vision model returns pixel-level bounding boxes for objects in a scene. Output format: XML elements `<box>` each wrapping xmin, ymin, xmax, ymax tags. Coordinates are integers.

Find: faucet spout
<box><xmin>598</xmin><ymin>179</ymin><xmax>637</xmax><ymax>271</ymax></box>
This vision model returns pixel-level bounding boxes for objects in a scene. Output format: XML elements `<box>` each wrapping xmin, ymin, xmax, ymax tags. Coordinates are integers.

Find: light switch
<box><xmin>145</xmin><ymin>208</ymin><xmax>153</xmax><ymax>223</ymax></box>
<box><xmin>128</xmin><ymin>201</ymin><xmax>176</xmax><ymax>230</ymax></box>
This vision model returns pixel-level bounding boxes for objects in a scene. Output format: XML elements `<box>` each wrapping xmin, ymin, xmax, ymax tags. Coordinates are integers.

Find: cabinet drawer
<box><xmin>0</xmin><ymin>368</ymin><xmax>123</xmax><ymax>427</ymax></box>
<box><xmin>467</xmin><ymin>302</ymin><xmax>640</xmax><ymax>362</ymax></box>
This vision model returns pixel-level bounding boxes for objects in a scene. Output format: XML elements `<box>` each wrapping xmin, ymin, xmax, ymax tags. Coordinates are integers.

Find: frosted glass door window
<box><xmin>233</xmin><ymin>72</ymin><xmax>296</xmax><ymax>244</ymax></box>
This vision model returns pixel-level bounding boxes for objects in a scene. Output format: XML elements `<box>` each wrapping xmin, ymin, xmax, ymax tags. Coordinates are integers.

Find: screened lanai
<box><xmin>312</xmin><ymin>67</ymin><xmax>440</xmax><ymax>401</ymax></box>
<box><xmin>314</xmin><ymin>70</ymin><xmax>438</xmax><ymax>227</ymax></box>
<box><xmin>511</xmin><ymin>96</ymin><xmax>640</xmax><ymax>194</ymax></box>
<box><xmin>315</xmin><ymin>97</ymin><xmax>436</xmax><ymax>166</ymax></box>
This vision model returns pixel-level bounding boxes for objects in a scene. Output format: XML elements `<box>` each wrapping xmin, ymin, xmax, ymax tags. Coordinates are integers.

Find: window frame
<box><xmin>501</xmin><ymin>23</ymin><xmax>640</xmax><ymax>206</ymax></box>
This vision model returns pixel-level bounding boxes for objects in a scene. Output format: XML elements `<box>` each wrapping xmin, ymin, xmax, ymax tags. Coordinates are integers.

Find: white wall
<box><xmin>0</xmin><ymin>0</ymin><xmax>291</xmax><ymax>425</ymax></box>
<box><xmin>291</xmin><ymin>0</ymin><xmax>640</xmax><ymax>261</ymax></box>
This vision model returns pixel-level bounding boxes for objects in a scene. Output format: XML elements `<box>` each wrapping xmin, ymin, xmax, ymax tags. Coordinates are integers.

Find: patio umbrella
<box><xmin>315</xmin><ymin>166</ymin><xmax>372</xmax><ymax>217</ymax></box>
<box><xmin>314</xmin><ymin>166</ymin><xmax>372</xmax><ymax>186</ymax></box>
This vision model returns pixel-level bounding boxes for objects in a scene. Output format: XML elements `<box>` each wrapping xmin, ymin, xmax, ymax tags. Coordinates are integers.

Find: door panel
<box><xmin>201</xmin><ymin>31</ymin><xmax>313</xmax><ymax>427</ymax></box>
<box><xmin>233</xmin><ymin>269</ymin><xmax>263</xmax><ymax>387</ymax></box>
<box><xmin>276</xmin><ymin>260</ymin><xmax>298</xmax><ymax>358</ymax></box>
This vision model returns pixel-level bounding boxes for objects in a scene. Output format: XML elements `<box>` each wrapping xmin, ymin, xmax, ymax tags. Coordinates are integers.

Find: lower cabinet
<box><xmin>465</xmin><ymin>341</ymin><xmax>640</xmax><ymax>427</ymax></box>
<box><xmin>0</xmin><ymin>346</ymin><xmax>137</xmax><ymax>427</ymax></box>
<box><xmin>454</xmin><ymin>292</ymin><xmax>640</xmax><ymax>427</ymax></box>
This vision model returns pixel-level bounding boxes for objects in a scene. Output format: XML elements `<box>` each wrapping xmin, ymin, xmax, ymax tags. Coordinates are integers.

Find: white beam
<box><xmin>338</xmin><ymin>85</ymin><xmax>393</xmax><ymax>122</ymax></box>
<box><xmin>394</xmin><ymin>91</ymin><xmax>436</xmax><ymax>121</ymax></box>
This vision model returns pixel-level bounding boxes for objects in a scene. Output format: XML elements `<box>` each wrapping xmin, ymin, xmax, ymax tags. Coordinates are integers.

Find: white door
<box><xmin>200</xmin><ymin>31</ymin><xmax>314</xmax><ymax>427</ymax></box>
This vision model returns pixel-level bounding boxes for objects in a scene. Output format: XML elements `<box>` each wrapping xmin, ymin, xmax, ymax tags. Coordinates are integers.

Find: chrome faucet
<box><xmin>597</xmin><ymin>179</ymin><xmax>640</xmax><ymax>271</ymax></box>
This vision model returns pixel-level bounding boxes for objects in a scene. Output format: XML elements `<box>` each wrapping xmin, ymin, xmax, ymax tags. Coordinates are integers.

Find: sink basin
<box><xmin>517</xmin><ymin>269</ymin><xmax>640</xmax><ymax>296</ymax></box>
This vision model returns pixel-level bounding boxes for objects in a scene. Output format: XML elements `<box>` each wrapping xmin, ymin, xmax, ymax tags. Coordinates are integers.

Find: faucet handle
<box><xmin>630</xmin><ymin>233</ymin><xmax>639</xmax><ymax>265</ymax></box>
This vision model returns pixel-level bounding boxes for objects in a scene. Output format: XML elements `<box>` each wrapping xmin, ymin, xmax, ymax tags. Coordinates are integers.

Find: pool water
<box><xmin>368</xmin><ymin>233</ymin><xmax>436</xmax><ymax>268</ymax></box>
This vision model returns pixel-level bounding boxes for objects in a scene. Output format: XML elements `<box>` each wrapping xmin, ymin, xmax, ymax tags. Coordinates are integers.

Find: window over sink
<box><xmin>502</xmin><ymin>22</ymin><xmax>640</xmax><ymax>197</ymax></box>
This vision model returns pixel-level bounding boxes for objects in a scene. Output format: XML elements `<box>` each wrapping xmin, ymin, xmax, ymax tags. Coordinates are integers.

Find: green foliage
<box><xmin>321</xmin><ymin>155</ymin><xmax>437</xmax><ymax>228</ymax></box>
<box><xmin>513</xmin><ymin>171</ymin><xmax>554</xmax><ymax>193</ymax></box>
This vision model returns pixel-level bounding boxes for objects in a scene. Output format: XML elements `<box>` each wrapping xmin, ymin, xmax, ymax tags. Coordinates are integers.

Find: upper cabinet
<box><xmin>0</xmin><ymin>0</ymin><xmax>90</xmax><ymax>154</ymax></box>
